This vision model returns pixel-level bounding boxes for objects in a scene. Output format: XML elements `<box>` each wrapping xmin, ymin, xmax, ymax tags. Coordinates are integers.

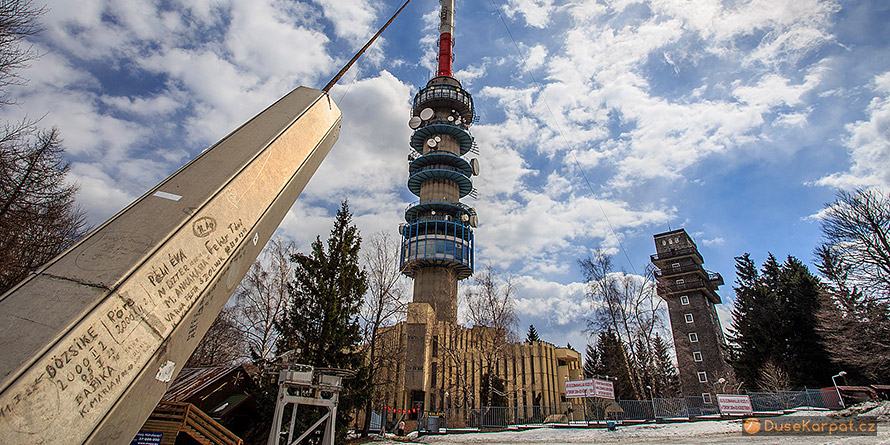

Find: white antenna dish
<box><xmin>461</xmin><ymin>214</ymin><xmax>469</xmax><ymax>222</ymax></box>
<box><xmin>447</xmin><ymin>116</ymin><xmax>454</xmax><ymax>122</ymax></box>
<box><xmin>470</xmin><ymin>158</ymin><xmax>480</xmax><ymax>176</ymax></box>
<box><xmin>420</xmin><ymin>108</ymin><xmax>434</xmax><ymax>120</ymax></box>
<box><xmin>434</xmin><ymin>136</ymin><xmax>441</xmax><ymax>142</ymax></box>
<box><xmin>408</xmin><ymin>116</ymin><xmax>422</xmax><ymax>129</ymax></box>
<box><xmin>398</xmin><ymin>224</ymin><xmax>406</xmax><ymax>235</ymax></box>
<box><xmin>431</xmin><ymin>210</ymin><xmax>436</xmax><ymax>215</ymax></box>
<box><xmin>427</xmin><ymin>139</ymin><xmax>437</xmax><ymax>148</ymax></box>
<box><xmin>451</xmin><ymin>109</ymin><xmax>456</xmax><ymax>113</ymax></box>
<box><xmin>469</xmin><ymin>215</ymin><xmax>478</xmax><ymax>227</ymax></box>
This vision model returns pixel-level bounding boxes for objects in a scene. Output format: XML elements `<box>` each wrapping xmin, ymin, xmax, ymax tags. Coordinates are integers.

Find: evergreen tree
<box><xmin>595</xmin><ymin>329</ymin><xmax>634</xmax><ymax>399</ymax></box>
<box><xmin>728</xmin><ymin>253</ymin><xmax>834</xmax><ymax>390</ymax></box>
<box><xmin>275</xmin><ymin>201</ymin><xmax>369</xmax><ymax>441</ymax></box>
<box><xmin>526</xmin><ymin>324</ymin><xmax>540</xmax><ymax>343</ymax></box>
<box><xmin>651</xmin><ymin>334</ymin><xmax>680</xmax><ymax>397</ymax></box>
<box><xmin>583</xmin><ymin>344</ymin><xmax>599</xmax><ymax>378</ymax></box>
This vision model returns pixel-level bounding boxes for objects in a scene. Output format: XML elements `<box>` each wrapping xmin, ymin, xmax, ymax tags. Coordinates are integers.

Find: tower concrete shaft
<box><xmin>400</xmin><ymin>0</ymin><xmax>477</xmax><ymax>324</ymax></box>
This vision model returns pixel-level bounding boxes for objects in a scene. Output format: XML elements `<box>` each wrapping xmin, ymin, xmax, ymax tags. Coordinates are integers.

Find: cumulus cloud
<box><xmin>817</xmin><ymin>72</ymin><xmax>890</xmax><ymax>189</ymax></box>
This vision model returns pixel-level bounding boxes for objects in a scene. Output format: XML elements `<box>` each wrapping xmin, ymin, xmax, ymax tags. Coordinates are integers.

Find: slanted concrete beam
<box><xmin>0</xmin><ymin>87</ymin><xmax>341</xmax><ymax>444</ymax></box>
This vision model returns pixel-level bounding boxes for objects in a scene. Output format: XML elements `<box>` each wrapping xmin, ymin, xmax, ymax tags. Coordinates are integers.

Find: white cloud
<box><xmin>701</xmin><ymin>237</ymin><xmax>725</xmax><ymax>247</ymax></box>
<box><xmin>311</xmin><ymin>0</ymin><xmax>378</xmax><ymax>44</ymax></box>
<box><xmin>817</xmin><ymin>71</ymin><xmax>890</xmax><ymax>189</ymax></box>
<box><xmin>504</xmin><ymin>0</ymin><xmax>555</xmax><ymax>29</ymax></box>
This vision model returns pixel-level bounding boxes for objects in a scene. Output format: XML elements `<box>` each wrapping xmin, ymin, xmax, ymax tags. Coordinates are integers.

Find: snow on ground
<box><xmin>360</xmin><ymin>407</ymin><xmax>890</xmax><ymax>444</ymax></box>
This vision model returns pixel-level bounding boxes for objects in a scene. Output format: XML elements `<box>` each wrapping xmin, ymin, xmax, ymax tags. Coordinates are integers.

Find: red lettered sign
<box><xmin>564</xmin><ymin>378</ymin><xmax>615</xmax><ymax>399</ymax></box>
<box><xmin>717</xmin><ymin>394</ymin><xmax>753</xmax><ymax>415</ymax></box>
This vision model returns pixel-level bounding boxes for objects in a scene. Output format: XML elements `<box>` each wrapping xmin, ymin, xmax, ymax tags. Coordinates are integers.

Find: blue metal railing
<box><xmin>413</xmin><ymin>84</ymin><xmax>474</xmax><ymax>119</ymax></box>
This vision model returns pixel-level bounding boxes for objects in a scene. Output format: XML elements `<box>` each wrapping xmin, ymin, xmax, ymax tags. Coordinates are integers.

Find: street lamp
<box><xmin>832</xmin><ymin>371</ymin><xmax>847</xmax><ymax>409</ymax></box>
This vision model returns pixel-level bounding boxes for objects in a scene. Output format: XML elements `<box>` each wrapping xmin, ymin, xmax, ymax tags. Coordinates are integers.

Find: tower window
<box><xmin>698</xmin><ymin>371</ymin><xmax>707</xmax><ymax>383</ymax></box>
<box><xmin>702</xmin><ymin>393</ymin><xmax>712</xmax><ymax>403</ymax></box>
<box><xmin>689</xmin><ymin>332</ymin><xmax>698</xmax><ymax>343</ymax></box>
<box><xmin>685</xmin><ymin>313</ymin><xmax>694</xmax><ymax>323</ymax></box>
<box><xmin>693</xmin><ymin>351</ymin><xmax>703</xmax><ymax>362</ymax></box>
<box><xmin>680</xmin><ymin>295</ymin><xmax>689</xmax><ymax>305</ymax></box>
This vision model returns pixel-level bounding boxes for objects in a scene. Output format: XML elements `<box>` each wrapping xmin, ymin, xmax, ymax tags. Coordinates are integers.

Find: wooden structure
<box><xmin>138</xmin><ymin>401</ymin><xmax>242</xmax><ymax>445</ymax></box>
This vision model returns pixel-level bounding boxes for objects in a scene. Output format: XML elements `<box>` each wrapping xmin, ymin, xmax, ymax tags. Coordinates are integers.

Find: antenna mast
<box><xmin>437</xmin><ymin>0</ymin><xmax>455</xmax><ymax>77</ymax></box>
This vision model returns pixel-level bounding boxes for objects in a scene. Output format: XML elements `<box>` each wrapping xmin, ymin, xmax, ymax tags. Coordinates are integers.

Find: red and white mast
<box><xmin>437</xmin><ymin>0</ymin><xmax>455</xmax><ymax>77</ymax></box>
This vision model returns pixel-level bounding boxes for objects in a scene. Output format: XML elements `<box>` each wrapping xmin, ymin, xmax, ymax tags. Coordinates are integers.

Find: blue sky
<box><xmin>6</xmin><ymin>0</ymin><xmax>890</xmax><ymax>351</ymax></box>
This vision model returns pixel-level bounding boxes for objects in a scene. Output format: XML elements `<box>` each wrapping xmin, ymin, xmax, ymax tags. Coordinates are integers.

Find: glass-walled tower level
<box><xmin>399</xmin><ymin>75</ymin><xmax>478</xmax><ymax>325</ymax></box>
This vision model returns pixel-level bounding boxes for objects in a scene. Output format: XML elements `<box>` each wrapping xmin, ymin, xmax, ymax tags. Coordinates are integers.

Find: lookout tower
<box><xmin>651</xmin><ymin>229</ymin><xmax>731</xmax><ymax>402</ymax></box>
<box><xmin>399</xmin><ymin>0</ymin><xmax>478</xmax><ymax>325</ymax></box>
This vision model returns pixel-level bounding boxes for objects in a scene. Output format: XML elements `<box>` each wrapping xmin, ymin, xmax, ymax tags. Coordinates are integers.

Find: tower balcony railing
<box><xmin>409</xmin><ymin>152</ymin><xmax>473</xmax><ymax>176</ymax></box>
<box><xmin>410</xmin><ymin>120</ymin><xmax>474</xmax><ymax>156</ymax></box>
<box><xmin>407</xmin><ymin>167</ymin><xmax>473</xmax><ymax>198</ymax></box>
<box><xmin>413</xmin><ymin>84</ymin><xmax>474</xmax><ymax>121</ymax></box>
<box><xmin>658</xmin><ymin>278</ymin><xmax>714</xmax><ymax>293</ymax></box>
<box><xmin>405</xmin><ymin>200</ymin><xmax>476</xmax><ymax>219</ymax></box>
<box><xmin>401</xmin><ymin>219</ymin><xmax>474</xmax><ymax>241</ymax></box>
<box><xmin>655</xmin><ymin>266</ymin><xmax>724</xmax><ymax>284</ymax></box>
<box><xmin>400</xmin><ymin>223</ymin><xmax>474</xmax><ymax>280</ymax></box>
<box><xmin>415</xmin><ymin>116</ymin><xmax>470</xmax><ymax>131</ymax></box>
<box><xmin>650</xmin><ymin>247</ymin><xmax>703</xmax><ymax>263</ymax></box>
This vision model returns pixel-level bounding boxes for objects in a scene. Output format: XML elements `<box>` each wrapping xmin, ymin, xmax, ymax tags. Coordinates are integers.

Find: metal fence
<box><xmin>416</xmin><ymin>389</ymin><xmax>837</xmax><ymax>430</ymax></box>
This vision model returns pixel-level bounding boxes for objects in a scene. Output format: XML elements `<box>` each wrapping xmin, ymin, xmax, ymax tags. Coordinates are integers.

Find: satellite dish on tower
<box><xmin>427</xmin><ymin>139</ymin><xmax>437</xmax><ymax>148</ymax></box>
<box><xmin>398</xmin><ymin>223</ymin><xmax>407</xmax><ymax>235</ymax></box>
<box><xmin>447</xmin><ymin>115</ymin><xmax>454</xmax><ymax>122</ymax></box>
<box><xmin>469</xmin><ymin>215</ymin><xmax>478</xmax><ymax>228</ymax></box>
<box><xmin>420</xmin><ymin>108</ymin><xmax>434</xmax><ymax>120</ymax></box>
<box><xmin>461</xmin><ymin>214</ymin><xmax>469</xmax><ymax>222</ymax></box>
<box><xmin>408</xmin><ymin>116</ymin><xmax>422</xmax><ymax>129</ymax></box>
<box><xmin>470</xmin><ymin>158</ymin><xmax>480</xmax><ymax>176</ymax></box>
<box><xmin>434</xmin><ymin>136</ymin><xmax>441</xmax><ymax>142</ymax></box>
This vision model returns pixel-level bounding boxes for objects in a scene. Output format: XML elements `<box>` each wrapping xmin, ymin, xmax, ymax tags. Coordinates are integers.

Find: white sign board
<box><xmin>564</xmin><ymin>378</ymin><xmax>615</xmax><ymax>399</ymax></box>
<box><xmin>717</xmin><ymin>394</ymin><xmax>753</xmax><ymax>415</ymax></box>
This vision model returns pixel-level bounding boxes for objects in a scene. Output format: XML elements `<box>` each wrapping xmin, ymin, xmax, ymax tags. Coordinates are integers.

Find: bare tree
<box><xmin>817</xmin><ymin>188</ymin><xmax>890</xmax><ymax>303</ymax></box>
<box><xmin>0</xmin><ymin>2</ymin><xmax>87</xmax><ymax>295</ymax></box>
<box><xmin>359</xmin><ymin>231</ymin><xmax>407</xmax><ymax>436</ymax></box>
<box><xmin>0</xmin><ymin>0</ymin><xmax>45</xmax><ymax>105</ymax></box>
<box><xmin>230</xmin><ymin>237</ymin><xmax>294</xmax><ymax>362</ymax></box>
<box><xmin>815</xmin><ymin>188</ymin><xmax>890</xmax><ymax>382</ymax></box>
<box><xmin>185</xmin><ymin>306</ymin><xmax>245</xmax><ymax>367</ymax></box>
<box><xmin>464</xmin><ymin>264</ymin><xmax>518</xmax><ymax>407</ymax></box>
<box><xmin>0</xmin><ymin>124</ymin><xmax>88</xmax><ymax>294</ymax></box>
<box><xmin>581</xmin><ymin>249</ymin><xmax>665</xmax><ymax>399</ymax></box>
<box><xmin>758</xmin><ymin>359</ymin><xmax>791</xmax><ymax>393</ymax></box>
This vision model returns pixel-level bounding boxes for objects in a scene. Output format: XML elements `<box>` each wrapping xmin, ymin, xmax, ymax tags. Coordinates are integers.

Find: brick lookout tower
<box><xmin>400</xmin><ymin>0</ymin><xmax>477</xmax><ymax>325</ymax></box>
<box><xmin>651</xmin><ymin>229</ymin><xmax>731</xmax><ymax>402</ymax></box>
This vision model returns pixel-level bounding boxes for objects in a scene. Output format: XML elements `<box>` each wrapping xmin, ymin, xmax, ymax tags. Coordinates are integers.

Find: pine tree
<box><xmin>275</xmin><ymin>200</ymin><xmax>369</xmax><ymax>441</ymax></box>
<box><xmin>583</xmin><ymin>344</ymin><xmax>599</xmax><ymax>378</ymax></box>
<box><xmin>729</xmin><ymin>253</ymin><xmax>834</xmax><ymax>390</ymax></box>
<box><xmin>651</xmin><ymin>334</ymin><xmax>680</xmax><ymax>397</ymax></box>
<box><xmin>526</xmin><ymin>324</ymin><xmax>540</xmax><ymax>343</ymax></box>
<box><xmin>595</xmin><ymin>329</ymin><xmax>634</xmax><ymax>399</ymax></box>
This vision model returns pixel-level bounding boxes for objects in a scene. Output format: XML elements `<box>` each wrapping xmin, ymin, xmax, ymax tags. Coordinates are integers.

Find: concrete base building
<box><xmin>651</xmin><ymin>229</ymin><xmax>732</xmax><ymax>403</ymax></box>
<box><xmin>375</xmin><ymin>305</ymin><xmax>581</xmax><ymax>423</ymax></box>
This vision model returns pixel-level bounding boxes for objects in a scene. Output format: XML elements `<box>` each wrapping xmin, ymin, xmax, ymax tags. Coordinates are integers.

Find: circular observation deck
<box><xmin>407</xmin><ymin>166</ymin><xmax>473</xmax><ymax>198</ymax></box>
<box><xmin>410</xmin><ymin>121</ymin><xmax>474</xmax><ymax>155</ymax></box>
<box><xmin>409</xmin><ymin>152</ymin><xmax>472</xmax><ymax>176</ymax></box>
<box><xmin>413</xmin><ymin>84</ymin><xmax>474</xmax><ymax>123</ymax></box>
<box><xmin>400</xmin><ymin>219</ymin><xmax>474</xmax><ymax>279</ymax></box>
<box><xmin>404</xmin><ymin>200</ymin><xmax>476</xmax><ymax>223</ymax></box>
